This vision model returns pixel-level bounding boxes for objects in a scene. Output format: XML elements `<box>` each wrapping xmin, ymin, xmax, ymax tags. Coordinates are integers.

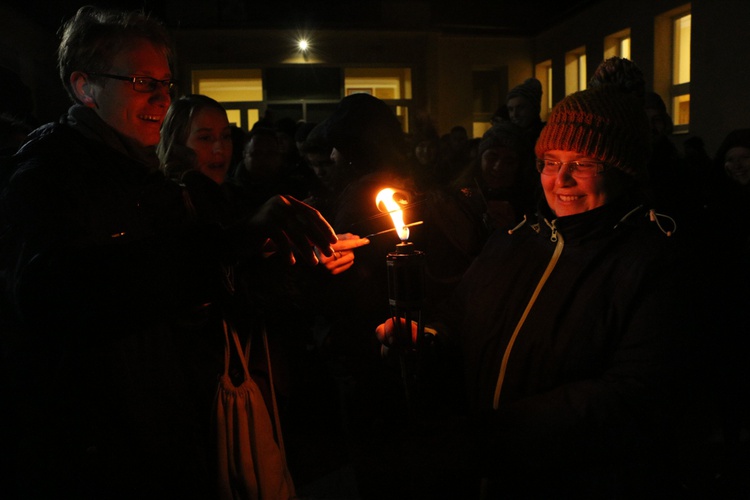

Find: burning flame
<box><xmin>376</xmin><ymin>188</ymin><xmax>410</xmax><ymax>241</ymax></box>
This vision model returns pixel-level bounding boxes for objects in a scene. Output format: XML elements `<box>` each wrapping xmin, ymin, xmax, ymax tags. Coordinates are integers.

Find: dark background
<box><xmin>4</xmin><ymin>0</ymin><xmax>598</xmax><ymax>35</ymax></box>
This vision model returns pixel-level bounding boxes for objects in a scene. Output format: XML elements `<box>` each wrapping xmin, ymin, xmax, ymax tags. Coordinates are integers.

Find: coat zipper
<box><xmin>492</xmin><ymin>220</ymin><xmax>564</xmax><ymax>410</ymax></box>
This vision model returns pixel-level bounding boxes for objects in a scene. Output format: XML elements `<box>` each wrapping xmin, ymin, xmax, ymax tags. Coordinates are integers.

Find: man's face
<box><xmin>243</xmin><ymin>134</ymin><xmax>282</xmax><ymax>177</ymax></box>
<box><xmin>507</xmin><ymin>96</ymin><xmax>536</xmax><ymax>130</ymax></box>
<box><xmin>89</xmin><ymin>39</ymin><xmax>172</xmax><ymax>148</ymax></box>
<box><xmin>415</xmin><ymin>140</ymin><xmax>437</xmax><ymax>166</ymax></box>
<box><xmin>481</xmin><ymin>146</ymin><xmax>520</xmax><ymax>189</ymax></box>
<box><xmin>645</xmin><ymin>108</ymin><xmax>667</xmax><ymax>143</ymax></box>
<box><xmin>307</xmin><ymin>152</ymin><xmax>336</xmax><ymax>189</ymax></box>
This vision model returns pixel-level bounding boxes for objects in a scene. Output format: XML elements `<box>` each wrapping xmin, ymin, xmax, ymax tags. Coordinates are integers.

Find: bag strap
<box><xmin>221</xmin><ymin>318</ymin><xmax>252</xmax><ymax>381</ymax></box>
<box><xmin>221</xmin><ymin>318</ymin><xmax>285</xmax><ymax>448</ymax></box>
<box><xmin>261</xmin><ymin>326</ymin><xmax>288</xmax><ymax>468</ymax></box>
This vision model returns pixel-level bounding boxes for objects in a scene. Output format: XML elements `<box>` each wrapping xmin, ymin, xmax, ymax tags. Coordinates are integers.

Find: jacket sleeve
<box><xmin>2</xmin><ymin>147</ymin><xmax>224</xmax><ymax>337</ymax></box>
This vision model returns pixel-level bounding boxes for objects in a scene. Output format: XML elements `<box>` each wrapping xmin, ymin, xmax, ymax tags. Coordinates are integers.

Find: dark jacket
<box><xmin>433</xmin><ymin>198</ymin><xmax>701</xmax><ymax>495</ymax></box>
<box><xmin>1</xmin><ymin>106</ymin><xmax>227</xmax><ymax>498</ymax></box>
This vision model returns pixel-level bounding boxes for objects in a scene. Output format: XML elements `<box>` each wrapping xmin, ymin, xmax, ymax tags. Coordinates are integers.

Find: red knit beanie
<box><xmin>535</xmin><ymin>84</ymin><xmax>650</xmax><ymax>179</ymax></box>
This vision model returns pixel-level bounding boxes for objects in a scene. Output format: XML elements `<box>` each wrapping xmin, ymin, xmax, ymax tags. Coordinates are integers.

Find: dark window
<box><xmin>265</xmin><ymin>67</ymin><xmax>342</xmax><ymax>100</ymax></box>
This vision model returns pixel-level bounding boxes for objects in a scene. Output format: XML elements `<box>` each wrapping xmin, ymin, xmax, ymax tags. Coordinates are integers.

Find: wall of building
<box><xmin>430</xmin><ymin>34</ymin><xmax>532</xmax><ymax>136</ymax></box>
<box><xmin>172</xmin><ymin>28</ymin><xmax>432</xmax><ymax>130</ymax></box>
<box><xmin>690</xmin><ymin>0</ymin><xmax>750</xmax><ymax>153</ymax></box>
<box><xmin>4</xmin><ymin>0</ymin><xmax>749</xmax><ymax>154</ymax></box>
<box><xmin>533</xmin><ymin>0</ymin><xmax>663</xmax><ymax>103</ymax></box>
<box><xmin>532</xmin><ymin>0</ymin><xmax>750</xmax><ymax>155</ymax></box>
<box><xmin>173</xmin><ymin>28</ymin><xmax>532</xmax><ymax>138</ymax></box>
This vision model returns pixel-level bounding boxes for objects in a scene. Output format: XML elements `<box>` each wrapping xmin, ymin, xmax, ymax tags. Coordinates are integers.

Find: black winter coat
<box><xmin>432</xmin><ymin>199</ymin><xmax>702</xmax><ymax>495</ymax></box>
<box><xmin>1</xmin><ymin>108</ymin><xmax>227</xmax><ymax>498</ymax></box>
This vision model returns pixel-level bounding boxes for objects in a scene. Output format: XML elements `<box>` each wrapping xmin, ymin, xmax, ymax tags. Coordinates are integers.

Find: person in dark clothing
<box><xmin>589</xmin><ymin>57</ymin><xmax>702</xmax><ymax>238</ymax></box>
<box><xmin>230</xmin><ymin>126</ymin><xmax>287</xmax><ymax>206</ymax></box>
<box><xmin>701</xmin><ymin>128</ymin><xmax>750</xmax><ymax>481</ymax></box>
<box><xmin>377</xmin><ymin>84</ymin><xmax>703</xmax><ymax>498</ymax></box>
<box><xmin>643</xmin><ymin>91</ymin><xmax>692</xmax><ymax>215</ymax></box>
<box><xmin>288</xmin><ymin>93</ymin><xmax>419</xmax><ymax>498</ymax></box>
<box><xmin>506</xmin><ymin>77</ymin><xmax>546</xmax><ymax>144</ymax></box>
<box><xmin>0</xmin><ymin>7</ymin><xmax>336</xmax><ymax>498</ymax></box>
<box><xmin>230</xmin><ymin>125</ymin><xmax>316</xmax><ymax>207</ymax></box>
<box><xmin>300</xmin><ymin>119</ymin><xmax>338</xmax><ymax>221</ymax></box>
<box><xmin>450</xmin><ymin>120</ymin><xmax>538</xmax><ymax>233</ymax></box>
<box><xmin>588</xmin><ymin>56</ymin><xmax>646</xmax><ymax>100</ymax></box>
<box><xmin>406</xmin><ymin>112</ymin><xmax>441</xmax><ymax>193</ymax></box>
<box><xmin>311</xmin><ymin>94</ymin><xmax>414</xmax><ymax>313</ymax></box>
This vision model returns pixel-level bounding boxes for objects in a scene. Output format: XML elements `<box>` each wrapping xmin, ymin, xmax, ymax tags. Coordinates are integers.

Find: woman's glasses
<box><xmin>536</xmin><ymin>159</ymin><xmax>607</xmax><ymax>178</ymax></box>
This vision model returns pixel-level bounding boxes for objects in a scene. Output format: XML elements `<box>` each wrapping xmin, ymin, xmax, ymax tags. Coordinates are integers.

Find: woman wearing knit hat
<box><xmin>376</xmin><ymin>84</ymin><xmax>703</xmax><ymax>497</ymax></box>
<box><xmin>533</xmin><ymin>82</ymin><xmax>652</xmax><ymax>215</ymax></box>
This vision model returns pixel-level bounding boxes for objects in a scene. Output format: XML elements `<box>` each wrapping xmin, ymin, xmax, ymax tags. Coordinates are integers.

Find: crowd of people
<box><xmin>1</xmin><ymin>5</ymin><xmax>749</xmax><ymax>500</ymax></box>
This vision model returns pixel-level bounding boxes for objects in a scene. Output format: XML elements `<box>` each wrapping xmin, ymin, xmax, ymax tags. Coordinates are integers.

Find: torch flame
<box><xmin>375</xmin><ymin>188</ymin><xmax>410</xmax><ymax>241</ymax></box>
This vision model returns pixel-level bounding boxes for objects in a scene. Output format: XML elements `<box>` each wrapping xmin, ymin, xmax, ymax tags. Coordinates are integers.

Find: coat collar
<box><xmin>535</xmin><ymin>197</ymin><xmax>647</xmax><ymax>244</ymax></box>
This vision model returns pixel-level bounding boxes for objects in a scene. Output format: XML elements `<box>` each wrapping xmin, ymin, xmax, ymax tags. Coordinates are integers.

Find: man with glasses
<box><xmin>1</xmin><ymin>6</ymin><xmax>335</xmax><ymax>497</ymax></box>
<box><xmin>376</xmin><ymin>84</ymin><xmax>702</xmax><ymax>496</ymax></box>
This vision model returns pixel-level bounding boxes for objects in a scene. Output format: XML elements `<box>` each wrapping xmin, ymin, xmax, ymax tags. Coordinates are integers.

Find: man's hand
<box><xmin>250</xmin><ymin>195</ymin><xmax>337</xmax><ymax>265</ymax></box>
<box><xmin>318</xmin><ymin>233</ymin><xmax>370</xmax><ymax>275</ymax></box>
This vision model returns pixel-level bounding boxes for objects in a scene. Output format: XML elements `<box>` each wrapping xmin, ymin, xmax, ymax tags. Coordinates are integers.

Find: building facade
<box><xmin>2</xmin><ymin>0</ymin><xmax>749</xmax><ymax>153</ymax></box>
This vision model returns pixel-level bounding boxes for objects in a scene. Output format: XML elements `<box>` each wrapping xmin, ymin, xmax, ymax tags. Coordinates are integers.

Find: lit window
<box><xmin>247</xmin><ymin>110</ymin><xmax>259</xmax><ymax>129</ymax></box>
<box><xmin>565</xmin><ymin>47</ymin><xmax>587</xmax><ymax>95</ymax></box>
<box><xmin>671</xmin><ymin>13</ymin><xmax>691</xmax><ymax>128</ymax></box>
<box><xmin>655</xmin><ymin>5</ymin><xmax>690</xmax><ymax>133</ymax></box>
<box><xmin>225</xmin><ymin>109</ymin><xmax>240</xmax><ymax>128</ymax></box>
<box><xmin>579</xmin><ymin>54</ymin><xmax>587</xmax><ymax>90</ymax></box>
<box><xmin>673</xmin><ymin>14</ymin><xmax>691</xmax><ymax>85</ymax></box>
<box><xmin>192</xmin><ymin>69</ymin><xmax>263</xmax><ymax>102</ymax></box>
<box><xmin>535</xmin><ymin>60</ymin><xmax>553</xmax><ymax>120</ymax></box>
<box><xmin>344</xmin><ymin>68</ymin><xmax>412</xmax><ymax>100</ymax></box>
<box><xmin>192</xmin><ymin>69</ymin><xmax>264</xmax><ymax>131</ymax></box>
<box><xmin>672</xmin><ymin>94</ymin><xmax>690</xmax><ymax>128</ymax></box>
<box><xmin>604</xmin><ymin>29</ymin><xmax>631</xmax><ymax>60</ymax></box>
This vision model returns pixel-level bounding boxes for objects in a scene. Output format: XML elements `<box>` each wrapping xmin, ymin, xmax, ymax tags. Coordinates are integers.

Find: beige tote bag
<box><xmin>214</xmin><ymin>320</ymin><xmax>295</xmax><ymax>500</ymax></box>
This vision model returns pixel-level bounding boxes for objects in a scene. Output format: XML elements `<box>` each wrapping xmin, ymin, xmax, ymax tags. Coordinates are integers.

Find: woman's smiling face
<box><xmin>540</xmin><ymin>150</ymin><xmax>609</xmax><ymax>217</ymax></box>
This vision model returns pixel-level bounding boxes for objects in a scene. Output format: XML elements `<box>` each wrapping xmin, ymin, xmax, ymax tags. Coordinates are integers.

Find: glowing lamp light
<box><xmin>297</xmin><ymin>39</ymin><xmax>309</xmax><ymax>52</ymax></box>
<box><xmin>375</xmin><ymin>188</ymin><xmax>410</xmax><ymax>241</ymax></box>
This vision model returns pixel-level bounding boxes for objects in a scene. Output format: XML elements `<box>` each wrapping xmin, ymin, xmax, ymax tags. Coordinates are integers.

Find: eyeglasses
<box><xmin>89</xmin><ymin>73</ymin><xmax>177</xmax><ymax>93</ymax></box>
<box><xmin>536</xmin><ymin>158</ymin><xmax>607</xmax><ymax>178</ymax></box>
